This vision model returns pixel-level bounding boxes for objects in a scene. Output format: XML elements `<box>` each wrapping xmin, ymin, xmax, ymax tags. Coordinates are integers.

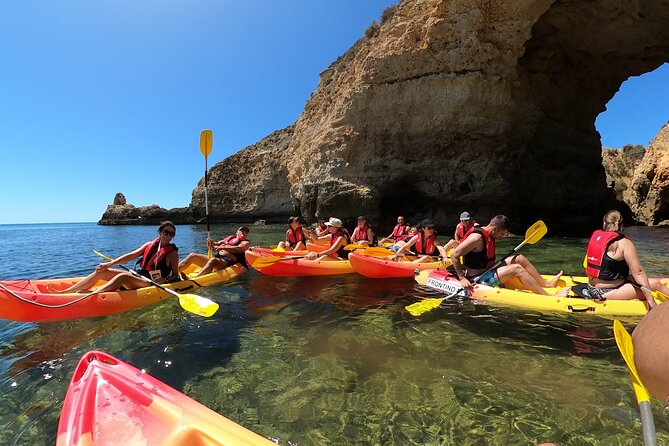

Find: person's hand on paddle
<box><xmin>95</xmin><ymin>262</ymin><xmax>113</xmax><ymax>272</ymax></box>
<box><xmin>459</xmin><ymin>276</ymin><xmax>472</xmax><ymax>288</ymax></box>
<box><xmin>304</xmin><ymin>251</ymin><xmax>318</xmax><ymax>260</ymax></box>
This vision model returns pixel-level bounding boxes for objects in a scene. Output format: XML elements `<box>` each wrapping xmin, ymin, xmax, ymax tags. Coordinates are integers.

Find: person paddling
<box><xmin>450</xmin><ymin>215</ymin><xmax>566</xmax><ymax>295</ymax></box>
<box><xmin>583</xmin><ymin>210</ymin><xmax>667</xmax><ymax>309</ymax></box>
<box><xmin>53</xmin><ymin>221</ymin><xmax>180</xmax><ymax>294</ymax></box>
<box><xmin>379</xmin><ymin>215</ymin><xmax>410</xmax><ymax>244</ymax></box>
<box><xmin>179</xmin><ymin>227</ymin><xmax>251</xmax><ymax>277</ymax></box>
<box><xmin>304</xmin><ymin>217</ymin><xmax>351</xmax><ymax>261</ymax></box>
<box><xmin>277</xmin><ymin>217</ymin><xmax>316</xmax><ymax>251</ymax></box>
<box><xmin>392</xmin><ymin>220</ymin><xmax>449</xmax><ymax>263</ymax></box>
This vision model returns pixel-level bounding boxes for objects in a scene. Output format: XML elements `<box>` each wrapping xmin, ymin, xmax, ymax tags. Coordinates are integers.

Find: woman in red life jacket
<box><xmin>277</xmin><ymin>216</ymin><xmax>316</xmax><ymax>251</ymax></box>
<box><xmin>584</xmin><ymin>210</ymin><xmax>667</xmax><ymax>308</ymax></box>
<box><xmin>53</xmin><ymin>221</ymin><xmax>180</xmax><ymax>293</ymax></box>
<box><xmin>444</xmin><ymin>211</ymin><xmax>479</xmax><ymax>252</ymax></box>
<box><xmin>350</xmin><ymin>216</ymin><xmax>376</xmax><ymax>247</ymax></box>
<box><xmin>179</xmin><ymin>227</ymin><xmax>251</xmax><ymax>277</ymax></box>
<box><xmin>392</xmin><ymin>220</ymin><xmax>449</xmax><ymax>263</ymax></box>
<box><xmin>304</xmin><ymin>217</ymin><xmax>351</xmax><ymax>261</ymax></box>
<box><xmin>451</xmin><ymin>215</ymin><xmax>566</xmax><ymax>295</ymax></box>
<box><xmin>387</xmin><ymin>225</ymin><xmax>418</xmax><ymax>252</ymax></box>
<box><xmin>379</xmin><ymin>215</ymin><xmax>410</xmax><ymax>244</ymax></box>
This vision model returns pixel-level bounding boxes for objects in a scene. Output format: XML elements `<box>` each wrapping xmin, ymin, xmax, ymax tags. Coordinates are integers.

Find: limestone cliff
<box><xmin>623</xmin><ymin>122</ymin><xmax>669</xmax><ymax>225</ymax></box>
<box><xmin>189</xmin><ymin>0</ymin><xmax>669</xmax><ymax>235</ymax></box>
<box><xmin>602</xmin><ymin>145</ymin><xmax>646</xmax><ymax>202</ymax></box>
<box><xmin>105</xmin><ymin>0</ymin><xmax>669</xmax><ymax>234</ymax></box>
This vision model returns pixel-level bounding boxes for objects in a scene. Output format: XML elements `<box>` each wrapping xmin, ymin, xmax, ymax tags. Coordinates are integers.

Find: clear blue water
<box><xmin>1</xmin><ymin>222</ymin><xmax>669</xmax><ymax>445</ymax></box>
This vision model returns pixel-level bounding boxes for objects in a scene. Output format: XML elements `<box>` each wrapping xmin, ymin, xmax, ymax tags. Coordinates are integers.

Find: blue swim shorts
<box><xmin>469</xmin><ymin>269</ymin><xmax>503</xmax><ymax>287</ymax></box>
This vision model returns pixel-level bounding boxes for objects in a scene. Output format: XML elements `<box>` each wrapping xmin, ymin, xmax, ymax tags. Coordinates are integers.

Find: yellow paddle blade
<box><xmin>583</xmin><ymin>255</ymin><xmax>588</xmax><ymax>269</ymax></box>
<box><xmin>200</xmin><ymin>129</ymin><xmax>213</xmax><ymax>157</ymax></box>
<box><xmin>272</xmin><ymin>247</ymin><xmax>285</xmax><ymax>253</ymax></box>
<box><xmin>652</xmin><ymin>289</ymin><xmax>669</xmax><ymax>302</ymax></box>
<box><xmin>363</xmin><ymin>247</ymin><xmax>395</xmax><ymax>257</ymax></box>
<box><xmin>344</xmin><ymin>243</ymin><xmax>365</xmax><ymax>251</ymax></box>
<box><xmin>251</xmin><ymin>256</ymin><xmax>284</xmax><ymax>268</ymax></box>
<box><xmin>613</xmin><ymin>320</ymin><xmax>651</xmax><ymax>404</ymax></box>
<box><xmin>93</xmin><ymin>249</ymin><xmax>112</xmax><ymax>261</ymax></box>
<box><xmin>406</xmin><ymin>298</ymin><xmax>445</xmax><ymax>316</ymax></box>
<box><xmin>178</xmin><ymin>294</ymin><xmax>219</xmax><ymax>317</ymax></box>
<box><xmin>524</xmin><ymin>220</ymin><xmax>547</xmax><ymax>245</ymax></box>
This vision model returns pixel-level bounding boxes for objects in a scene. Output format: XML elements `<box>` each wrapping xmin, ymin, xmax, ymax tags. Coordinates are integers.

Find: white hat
<box><xmin>460</xmin><ymin>212</ymin><xmax>471</xmax><ymax>221</ymax></box>
<box><xmin>324</xmin><ymin>217</ymin><xmax>343</xmax><ymax>228</ymax></box>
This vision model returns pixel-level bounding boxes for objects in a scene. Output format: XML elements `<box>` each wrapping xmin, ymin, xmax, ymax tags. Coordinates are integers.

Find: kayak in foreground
<box><xmin>414</xmin><ymin>269</ymin><xmax>665</xmax><ymax>317</ymax></box>
<box><xmin>245</xmin><ymin>249</ymin><xmax>354</xmax><ymax>276</ymax></box>
<box><xmin>348</xmin><ymin>250</ymin><xmax>448</xmax><ymax>279</ymax></box>
<box><xmin>0</xmin><ymin>263</ymin><xmax>246</xmax><ymax>323</ymax></box>
<box><xmin>57</xmin><ymin>350</ymin><xmax>273</xmax><ymax>446</ymax></box>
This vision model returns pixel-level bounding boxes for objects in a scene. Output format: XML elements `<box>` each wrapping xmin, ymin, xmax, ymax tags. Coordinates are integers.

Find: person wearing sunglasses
<box><xmin>450</xmin><ymin>215</ymin><xmax>566</xmax><ymax>295</ymax></box>
<box><xmin>179</xmin><ymin>226</ymin><xmax>251</xmax><ymax>277</ymax></box>
<box><xmin>392</xmin><ymin>219</ymin><xmax>449</xmax><ymax>263</ymax></box>
<box><xmin>277</xmin><ymin>217</ymin><xmax>316</xmax><ymax>251</ymax></box>
<box><xmin>53</xmin><ymin>221</ymin><xmax>180</xmax><ymax>294</ymax></box>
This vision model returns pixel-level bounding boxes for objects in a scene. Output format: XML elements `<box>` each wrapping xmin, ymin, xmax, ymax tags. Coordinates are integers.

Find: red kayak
<box><xmin>348</xmin><ymin>251</ymin><xmax>449</xmax><ymax>278</ymax></box>
<box><xmin>0</xmin><ymin>263</ymin><xmax>246</xmax><ymax>323</ymax></box>
<box><xmin>57</xmin><ymin>350</ymin><xmax>274</xmax><ymax>446</ymax></box>
<box><xmin>245</xmin><ymin>249</ymin><xmax>354</xmax><ymax>276</ymax></box>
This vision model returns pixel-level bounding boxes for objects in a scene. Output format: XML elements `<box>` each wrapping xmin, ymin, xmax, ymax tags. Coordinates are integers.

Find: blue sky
<box><xmin>0</xmin><ymin>1</ymin><xmax>667</xmax><ymax>224</ymax></box>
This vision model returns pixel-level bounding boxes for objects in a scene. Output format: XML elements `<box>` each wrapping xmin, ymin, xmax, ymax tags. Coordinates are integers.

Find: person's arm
<box><xmin>395</xmin><ymin>235</ymin><xmax>418</xmax><ymax>255</ymax></box>
<box><xmin>434</xmin><ymin>238</ymin><xmax>448</xmax><ymax>260</ymax></box>
<box><xmin>96</xmin><ymin>243</ymin><xmax>148</xmax><ymax>271</ymax></box>
<box><xmin>221</xmin><ymin>240</ymin><xmax>251</xmax><ymax>254</ymax></box>
<box><xmin>163</xmin><ymin>250</ymin><xmax>180</xmax><ymax>283</ymax></box>
<box><xmin>303</xmin><ymin>228</ymin><xmax>317</xmax><ymax>242</ymax></box>
<box><xmin>366</xmin><ymin>228</ymin><xmax>374</xmax><ymax>242</ymax></box>
<box><xmin>305</xmin><ymin>235</ymin><xmax>342</xmax><ymax>258</ymax></box>
<box><xmin>622</xmin><ymin>239</ymin><xmax>656</xmax><ymax>307</ymax></box>
<box><xmin>454</xmin><ymin>224</ymin><xmax>461</xmax><ymax>243</ymax></box>
<box><xmin>451</xmin><ymin>233</ymin><xmax>481</xmax><ymax>287</ymax></box>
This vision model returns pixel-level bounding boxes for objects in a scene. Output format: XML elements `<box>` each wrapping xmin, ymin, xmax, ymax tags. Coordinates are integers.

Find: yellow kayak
<box><xmin>415</xmin><ymin>269</ymin><xmax>664</xmax><ymax>317</ymax></box>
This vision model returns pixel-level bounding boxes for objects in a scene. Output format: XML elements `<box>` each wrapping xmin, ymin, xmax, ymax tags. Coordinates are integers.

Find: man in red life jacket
<box><xmin>443</xmin><ymin>211</ymin><xmax>479</xmax><ymax>252</ymax></box>
<box><xmin>450</xmin><ymin>215</ymin><xmax>566</xmax><ymax>295</ymax></box>
<box><xmin>179</xmin><ymin>227</ymin><xmax>251</xmax><ymax>277</ymax></box>
<box><xmin>380</xmin><ymin>215</ymin><xmax>410</xmax><ymax>244</ymax></box>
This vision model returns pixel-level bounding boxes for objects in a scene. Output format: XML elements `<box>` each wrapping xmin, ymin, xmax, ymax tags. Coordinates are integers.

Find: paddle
<box><xmin>406</xmin><ymin>220</ymin><xmax>547</xmax><ymax>316</ymax></box>
<box><xmin>344</xmin><ymin>243</ymin><xmax>366</xmax><ymax>251</ymax></box>
<box><xmin>362</xmin><ymin>247</ymin><xmax>442</xmax><ymax>261</ymax></box>
<box><xmin>251</xmin><ymin>255</ymin><xmax>310</xmax><ymax>268</ymax></box>
<box><xmin>200</xmin><ymin>130</ymin><xmax>213</xmax><ymax>258</ymax></box>
<box><xmin>272</xmin><ymin>247</ymin><xmax>286</xmax><ymax>253</ymax></box>
<box><xmin>613</xmin><ymin>320</ymin><xmax>657</xmax><ymax>446</ymax></box>
<box><xmin>93</xmin><ymin>250</ymin><xmax>219</xmax><ymax>317</ymax></box>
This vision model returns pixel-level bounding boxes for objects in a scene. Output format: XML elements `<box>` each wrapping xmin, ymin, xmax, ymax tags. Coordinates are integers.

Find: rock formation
<box><xmin>98</xmin><ymin>196</ymin><xmax>191</xmax><ymax>226</ymax></box>
<box><xmin>188</xmin><ymin>0</ymin><xmax>669</xmax><ymax>235</ymax></box>
<box><xmin>623</xmin><ymin>122</ymin><xmax>669</xmax><ymax>225</ymax></box>
<box><xmin>601</xmin><ymin>145</ymin><xmax>646</xmax><ymax>203</ymax></box>
<box><xmin>104</xmin><ymin>0</ymin><xmax>669</xmax><ymax>235</ymax></box>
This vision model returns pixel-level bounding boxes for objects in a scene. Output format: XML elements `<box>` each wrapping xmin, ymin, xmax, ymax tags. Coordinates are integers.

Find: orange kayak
<box><xmin>0</xmin><ymin>263</ymin><xmax>246</xmax><ymax>323</ymax></box>
<box><xmin>56</xmin><ymin>350</ymin><xmax>273</xmax><ymax>446</ymax></box>
<box><xmin>245</xmin><ymin>249</ymin><xmax>354</xmax><ymax>276</ymax></box>
<box><xmin>348</xmin><ymin>251</ymin><xmax>447</xmax><ymax>278</ymax></box>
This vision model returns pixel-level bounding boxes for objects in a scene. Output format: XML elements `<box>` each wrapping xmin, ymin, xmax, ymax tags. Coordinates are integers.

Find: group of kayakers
<box><xmin>54</xmin><ymin>210</ymin><xmax>669</xmax><ymax>310</ymax></box>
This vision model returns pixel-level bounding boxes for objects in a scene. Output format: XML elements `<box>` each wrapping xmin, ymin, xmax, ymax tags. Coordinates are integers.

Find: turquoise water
<box><xmin>1</xmin><ymin>222</ymin><xmax>669</xmax><ymax>445</ymax></box>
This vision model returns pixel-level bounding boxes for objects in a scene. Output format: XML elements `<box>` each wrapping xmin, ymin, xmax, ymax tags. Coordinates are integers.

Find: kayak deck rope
<box><xmin>0</xmin><ymin>282</ymin><xmax>103</xmax><ymax>309</ymax></box>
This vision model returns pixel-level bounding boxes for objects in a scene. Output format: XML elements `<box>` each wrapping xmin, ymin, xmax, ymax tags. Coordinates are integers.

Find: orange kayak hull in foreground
<box><xmin>0</xmin><ymin>263</ymin><xmax>246</xmax><ymax>323</ymax></box>
<box><xmin>245</xmin><ymin>250</ymin><xmax>354</xmax><ymax>276</ymax></box>
<box><xmin>348</xmin><ymin>251</ymin><xmax>447</xmax><ymax>278</ymax></box>
<box><xmin>56</xmin><ymin>350</ymin><xmax>273</xmax><ymax>446</ymax></box>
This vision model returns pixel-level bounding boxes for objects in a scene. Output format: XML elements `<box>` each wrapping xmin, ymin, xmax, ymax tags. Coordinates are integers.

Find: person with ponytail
<box><xmin>53</xmin><ymin>221</ymin><xmax>180</xmax><ymax>294</ymax></box>
<box><xmin>584</xmin><ymin>210</ymin><xmax>667</xmax><ymax>308</ymax></box>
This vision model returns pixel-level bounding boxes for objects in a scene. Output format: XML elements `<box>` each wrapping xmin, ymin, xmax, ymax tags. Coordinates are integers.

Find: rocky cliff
<box><xmin>623</xmin><ymin>122</ymin><xmax>669</xmax><ymax>225</ymax></box>
<box><xmin>105</xmin><ymin>0</ymin><xmax>669</xmax><ymax>235</ymax></box>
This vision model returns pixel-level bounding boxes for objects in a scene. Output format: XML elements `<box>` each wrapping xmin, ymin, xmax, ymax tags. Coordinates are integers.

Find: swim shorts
<box><xmin>469</xmin><ymin>269</ymin><xmax>503</xmax><ymax>287</ymax></box>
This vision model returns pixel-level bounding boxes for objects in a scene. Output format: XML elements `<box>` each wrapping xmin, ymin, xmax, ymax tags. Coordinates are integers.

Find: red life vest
<box><xmin>329</xmin><ymin>229</ymin><xmax>351</xmax><ymax>258</ymax></box>
<box><xmin>222</xmin><ymin>234</ymin><xmax>245</xmax><ymax>246</ymax></box>
<box><xmin>585</xmin><ymin>230</ymin><xmax>628</xmax><ymax>280</ymax></box>
<box><xmin>456</xmin><ymin>221</ymin><xmax>477</xmax><ymax>240</ymax></box>
<box><xmin>415</xmin><ymin>232</ymin><xmax>437</xmax><ymax>255</ymax></box>
<box><xmin>352</xmin><ymin>224</ymin><xmax>372</xmax><ymax>242</ymax></box>
<box><xmin>463</xmin><ymin>227</ymin><xmax>496</xmax><ymax>269</ymax></box>
<box><xmin>286</xmin><ymin>227</ymin><xmax>305</xmax><ymax>245</ymax></box>
<box><xmin>139</xmin><ymin>238</ymin><xmax>176</xmax><ymax>274</ymax></box>
<box><xmin>391</xmin><ymin>224</ymin><xmax>409</xmax><ymax>239</ymax></box>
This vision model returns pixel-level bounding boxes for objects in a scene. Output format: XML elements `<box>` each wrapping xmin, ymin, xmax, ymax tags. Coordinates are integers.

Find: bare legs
<box><xmin>508</xmin><ymin>255</ymin><xmax>563</xmax><ymax>288</ymax></box>
<box><xmin>179</xmin><ymin>252</ymin><xmax>233</xmax><ymax>278</ymax></box>
<box><xmin>51</xmin><ymin>269</ymin><xmax>123</xmax><ymax>293</ymax></box>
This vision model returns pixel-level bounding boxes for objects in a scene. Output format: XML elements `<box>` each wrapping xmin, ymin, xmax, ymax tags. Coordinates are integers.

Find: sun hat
<box><xmin>324</xmin><ymin>217</ymin><xmax>343</xmax><ymax>228</ymax></box>
<box><xmin>357</xmin><ymin>215</ymin><xmax>366</xmax><ymax>221</ymax></box>
<box><xmin>460</xmin><ymin>212</ymin><xmax>471</xmax><ymax>221</ymax></box>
